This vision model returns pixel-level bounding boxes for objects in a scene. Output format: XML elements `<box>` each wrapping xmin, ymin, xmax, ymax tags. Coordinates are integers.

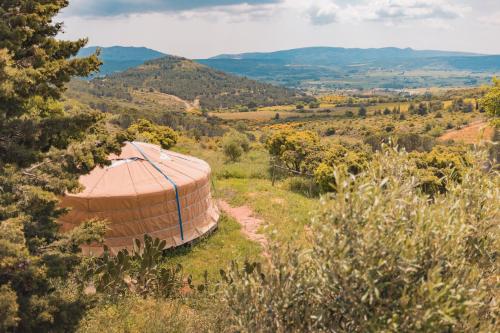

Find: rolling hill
<box><xmin>210</xmin><ymin>47</ymin><xmax>478</xmax><ymax>65</ymax></box>
<box><xmin>78</xmin><ymin>46</ymin><xmax>166</xmax><ymax>76</ymax></box>
<box><xmin>197</xmin><ymin>47</ymin><xmax>500</xmax><ymax>89</ymax></box>
<box><xmin>70</xmin><ymin>55</ymin><xmax>309</xmax><ymax>110</ymax></box>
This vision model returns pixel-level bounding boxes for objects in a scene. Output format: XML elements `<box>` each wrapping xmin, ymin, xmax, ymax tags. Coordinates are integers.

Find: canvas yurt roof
<box><xmin>59</xmin><ymin>141</ymin><xmax>219</xmax><ymax>255</ymax></box>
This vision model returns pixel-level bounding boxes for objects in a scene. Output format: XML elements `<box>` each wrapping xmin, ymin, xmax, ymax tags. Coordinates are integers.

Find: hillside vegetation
<box><xmin>74</xmin><ymin>55</ymin><xmax>309</xmax><ymax>110</ymax></box>
<box><xmin>198</xmin><ymin>46</ymin><xmax>500</xmax><ymax>89</ymax></box>
<box><xmin>1</xmin><ymin>2</ymin><xmax>499</xmax><ymax>333</ymax></box>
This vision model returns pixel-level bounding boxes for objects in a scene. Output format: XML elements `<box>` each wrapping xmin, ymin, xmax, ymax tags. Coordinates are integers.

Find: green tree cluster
<box><xmin>314</xmin><ymin>144</ymin><xmax>370</xmax><ymax>192</ymax></box>
<box><xmin>266</xmin><ymin>130</ymin><xmax>369</xmax><ymax>192</ymax></box>
<box><xmin>266</xmin><ymin>130</ymin><xmax>321</xmax><ymax>172</ymax></box>
<box><xmin>79</xmin><ymin>56</ymin><xmax>308</xmax><ymax>110</ymax></box>
<box><xmin>0</xmin><ymin>1</ymin><xmax>125</xmax><ymax>331</ymax></box>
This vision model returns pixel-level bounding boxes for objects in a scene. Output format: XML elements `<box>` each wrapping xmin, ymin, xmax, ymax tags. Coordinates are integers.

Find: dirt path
<box><xmin>218</xmin><ymin>200</ymin><xmax>268</xmax><ymax>256</ymax></box>
<box><xmin>439</xmin><ymin>120</ymin><xmax>494</xmax><ymax>144</ymax></box>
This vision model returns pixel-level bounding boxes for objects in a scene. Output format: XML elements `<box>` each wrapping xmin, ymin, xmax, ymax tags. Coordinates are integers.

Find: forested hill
<box><xmin>74</xmin><ymin>55</ymin><xmax>308</xmax><ymax>109</ymax></box>
<box><xmin>78</xmin><ymin>46</ymin><xmax>166</xmax><ymax>76</ymax></box>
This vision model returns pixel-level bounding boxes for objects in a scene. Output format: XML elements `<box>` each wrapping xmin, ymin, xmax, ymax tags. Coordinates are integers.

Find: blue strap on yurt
<box><xmin>130</xmin><ymin>141</ymin><xmax>184</xmax><ymax>241</ymax></box>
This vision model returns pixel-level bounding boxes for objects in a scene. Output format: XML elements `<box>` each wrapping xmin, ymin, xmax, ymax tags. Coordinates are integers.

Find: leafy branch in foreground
<box><xmin>0</xmin><ymin>1</ymin><xmax>125</xmax><ymax>332</ymax></box>
<box><xmin>219</xmin><ymin>148</ymin><xmax>499</xmax><ymax>333</ymax></box>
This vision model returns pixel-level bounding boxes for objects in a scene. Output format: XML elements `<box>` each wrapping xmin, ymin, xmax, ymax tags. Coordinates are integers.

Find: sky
<box><xmin>58</xmin><ymin>0</ymin><xmax>500</xmax><ymax>59</ymax></box>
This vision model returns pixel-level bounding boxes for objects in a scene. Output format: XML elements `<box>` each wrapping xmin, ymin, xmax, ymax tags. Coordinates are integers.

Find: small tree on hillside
<box><xmin>222</xmin><ymin>131</ymin><xmax>250</xmax><ymax>162</ymax></box>
<box><xmin>266</xmin><ymin>130</ymin><xmax>321</xmax><ymax>172</ymax></box>
<box><xmin>358</xmin><ymin>105</ymin><xmax>367</xmax><ymax>117</ymax></box>
<box><xmin>480</xmin><ymin>78</ymin><xmax>500</xmax><ymax>117</ymax></box>
<box><xmin>417</xmin><ymin>102</ymin><xmax>428</xmax><ymax>115</ymax></box>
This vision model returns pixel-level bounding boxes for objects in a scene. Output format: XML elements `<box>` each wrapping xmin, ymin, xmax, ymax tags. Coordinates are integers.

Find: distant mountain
<box><xmin>198</xmin><ymin>47</ymin><xmax>500</xmax><ymax>89</ymax></box>
<box><xmin>78</xmin><ymin>46</ymin><xmax>166</xmax><ymax>76</ymax></box>
<box><xmin>71</xmin><ymin>55</ymin><xmax>308</xmax><ymax>110</ymax></box>
<box><xmin>211</xmin><ymin>47</ymin><xmax>479</xmax><ymax>65</ymax></box>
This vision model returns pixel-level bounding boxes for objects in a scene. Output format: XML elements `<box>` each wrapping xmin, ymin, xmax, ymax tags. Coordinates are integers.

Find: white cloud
<box><xmin>62</xmin><ymin>0</ymin><xmax>280</xmax><ymax>17</ymax></box>
<box><xmin>176</xmin><ymin>3</ymin><xmax>282</xmax><ymax>23</ymax></box>
<box><xmin>479</xmin><ymin>11</ymin><xmax>500</xmax><ymax>26</ymax></box>
<box><xmin>369</xmin><ymin>0</ymin><xmax>468</xmax><ymax>21</ymax></box>
<box><xmin>305</xmin><ymin>0</ymin><xmax>341</xmax><ymax>25</ymax></box>
<box><xmin>292</xmin><ymin>0</ymin><xmax>469</xmax><ymax>25</ymax></box>
<box><xmin>62</xmin><ymin>0</ymin><xmax>470</xmax><ymax>26</ymax></box>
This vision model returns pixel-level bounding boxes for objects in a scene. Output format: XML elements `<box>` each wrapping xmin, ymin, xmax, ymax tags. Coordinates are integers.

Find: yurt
<box><xmin>59</xmin><ymin>141</ymin><xmax>219</xmax><ymax>255</ymax></box>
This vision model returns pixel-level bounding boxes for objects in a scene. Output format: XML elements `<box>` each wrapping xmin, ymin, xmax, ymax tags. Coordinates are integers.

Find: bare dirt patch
<box><xmin>218</xmin><ymin>200</ymin><xmax>268</xmax><ymax>256</ymax></box>
<box><xmin>132</xmin><ymin>90</ymin><xmax>200</xmax><ymax>113</ymax></box>
<box><xmin>439</xmin><ymin>121</ymin><xmax>494</xmax><ymax>144</ymax></box>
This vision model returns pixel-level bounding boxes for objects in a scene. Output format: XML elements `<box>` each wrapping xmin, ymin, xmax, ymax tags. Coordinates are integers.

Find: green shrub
<box><xmin>86</xmin><ymin>235</ymin><xmax>184</xmax><ymax>299</ymax></box>
<box><xmin>365</xmin><ymin>133</ymin><xmax>435</xmax><ymax>152</ymax></box>
<box><xmin>314</xmin><ymin>144</ymin><xmax>369</xmax><ymax>192</ymax></box>
<box><xmin>127</xmin><ymin>119</ymin><xmax>178</xmax><ymax>149</ymax></box>
<box><xmin>266</xmin><ymin>130</ymin><xmax>321</xmax><ymax>172</ymax></box>
<box><xmin>345</xmin><ymin>110</ymin><xmax>354</xmax><ymax>117</ymax></box>
<box><xmin>428</xmin><ymin>125</ymin><xmax>444</xmax><ymax>137</ymax></box>
<box><xmin>358</xmin><ymin>106</ymin><xmax>367</xmax><ymax>117</ymax></box>
<box><xmin>219</xmin><ymin>148</ymin><xmax>498</xmax><ymax>332</ymax></box>
<box><xmin>222</xmin><ymin>131</ymin><xmax>250</xmax><ymax>162</ymax></box>
<box><xmin>480</xmin><ymin>77</ymin><xmax>500</xmax><ymax>117</ymax></box>
<box><xmin>0</xmin><ymin>285</ymin><xmax>19</xmax><ymax>331</ymax></box>
<box><xmin>324</xmin><ymin>127</ymin><xmax>336</xmax><ymax>136</ymax></box>
<box><xmin>223</xmin><ymin>141</ymin><xmax>243</xmax><ymax>162</ymax></box>
<box><xmin>310</xmin><ymin>101</ymin><xmax>321</xmax><ymax>109</ymax></box>
<box><xmin>409</xmin><ymin>145</ymin><xmax>473</xmax><ymax>195</ymax></box>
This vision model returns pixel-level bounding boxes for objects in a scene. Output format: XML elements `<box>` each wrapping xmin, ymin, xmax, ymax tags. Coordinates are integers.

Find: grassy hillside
<box><xmin>74</xmin><ymin>55</ymin><xmax>309</xmax><ymax>110</ymax></box>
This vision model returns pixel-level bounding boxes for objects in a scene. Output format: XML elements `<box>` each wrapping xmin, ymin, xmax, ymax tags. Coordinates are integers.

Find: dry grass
<box><xmin>132</xmin><ymin>90</ymin><xmax>200</xmax><ymax>113</ymax></box>
<box><xmin>210</xmin><ymin>110</ymin><xmax>309</xmax><ymax>121</ymax></box>
<box><xmin>257</xmin><ymin>104</ymin><xmax>298</xmax><ymax>112</ymax></box>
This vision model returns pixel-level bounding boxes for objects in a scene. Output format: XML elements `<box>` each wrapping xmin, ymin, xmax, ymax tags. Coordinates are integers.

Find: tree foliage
<box><xmin>127</xmin><ymin>118</ymin><xmax>178</xmax><ymax>149</ymax></box>
<box><xmin>480</xmin><ymin>77</ymin><xmax>500</xmax><ymax>117</ymax></box>
<box><xmin>314</xmin><ymin>144</ymin><xmax>370</xmax><ymax>192</ymax></box>
<box><xmin>78</xmin><ymin>56</ymin><xmax>307</xmax><ymax>110</ymax></box>
<box><xmin>222</xmin><ymin>131</ymin><xmax>250</xmax><ymax>162</ymax></box>
<box><xmin>266</xmin><ymin>130</ymin><xmax>321</xmax><ymax>172</ymax></box>
<box><xmin>220</xmin><ymin>148</ymin><xmax>499</xmax><ymax>332</ymax></box>
<box><xmin>0</xmin><ymin>1</ymin><xmax>125</xmax><ymax>331</ymax></box>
